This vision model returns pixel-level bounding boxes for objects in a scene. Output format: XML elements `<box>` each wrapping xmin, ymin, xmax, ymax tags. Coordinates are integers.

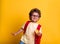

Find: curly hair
<box><xmin>29</xmin><ymin>8</ymin><xmax>41</xmax><ymax>20</ymax></box>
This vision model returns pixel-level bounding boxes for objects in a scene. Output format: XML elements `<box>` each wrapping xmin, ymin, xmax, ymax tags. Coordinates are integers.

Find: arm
<box><xmin>12</xmin><ymin>28</ymin><xmax>24</xmax><ymax>36</ymax></box>
<box><xmin>12</xmin><ymin>22</ymin><xmax>26</xmax><ymax>36</ymax></box>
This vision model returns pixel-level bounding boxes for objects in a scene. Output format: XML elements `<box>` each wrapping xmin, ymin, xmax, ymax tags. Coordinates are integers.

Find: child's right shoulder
<box><xmin>21</xmin><ymin>21</ymin><xmax>30</xmax><ymax>29</ymax></box>
<box><xmin>24</xmin><ymin>20</ymin><xmax>31</xmax><ymax>24</ymax></box>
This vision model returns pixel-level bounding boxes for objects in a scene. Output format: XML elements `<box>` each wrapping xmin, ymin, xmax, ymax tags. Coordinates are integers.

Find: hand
<box><xmin>36</xmin><ymin>32</ymin><xmax>42</xmax><ymax>36</ymax></box>
<box><xmin>35</xmin><ymin>30</ymin><xmax>42</xmax><ymax>36</ymax></box>
<box><xmin>11</xmin><ymin>32</ymin><xmax>17</xmax><ymax>36</ymax></box>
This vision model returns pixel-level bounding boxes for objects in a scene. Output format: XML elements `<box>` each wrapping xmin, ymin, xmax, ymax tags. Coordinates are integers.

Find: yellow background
<box><xmin>0</xmin><ymin>0</ymin><xmax>60</xmax><ymax>44</ymax></box>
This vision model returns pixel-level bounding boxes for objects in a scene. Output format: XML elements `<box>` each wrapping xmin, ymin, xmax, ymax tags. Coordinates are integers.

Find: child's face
<box><xmin>31</xmin><ymin>12</ymin><xmax>40</xmax><ymax>22</ymax></box>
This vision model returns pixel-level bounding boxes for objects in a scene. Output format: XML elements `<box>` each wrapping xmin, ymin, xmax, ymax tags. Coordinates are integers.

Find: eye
<box><xmin>32</xmin><ymin>15</ymin><xmax>39</xmax><ymax>17</ymax></box>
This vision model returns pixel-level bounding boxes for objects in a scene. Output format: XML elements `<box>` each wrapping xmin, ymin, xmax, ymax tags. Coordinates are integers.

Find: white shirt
<box><xmin>21</xmin><ymin>22</ymin><xmax>42</xmax><ymax>44</ymax></box>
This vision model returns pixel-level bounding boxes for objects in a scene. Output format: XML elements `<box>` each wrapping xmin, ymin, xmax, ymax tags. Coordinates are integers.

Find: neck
<box><xmin>31</xmin><ymin>21</ymin><xmax>37</xmax><ymax>23</ymax></box>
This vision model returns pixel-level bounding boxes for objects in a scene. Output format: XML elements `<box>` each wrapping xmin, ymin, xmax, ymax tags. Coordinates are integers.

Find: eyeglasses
<box><xmin>32</xmin><ymin>15</ymin><xmax>39</xmax><ymax>17</ymax></box>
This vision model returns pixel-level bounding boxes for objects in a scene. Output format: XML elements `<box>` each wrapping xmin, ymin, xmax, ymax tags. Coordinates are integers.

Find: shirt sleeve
<box><xmin>21</xmin><ymin>22</ymin><xmax>26</xmax><ymax>30</ymax></box>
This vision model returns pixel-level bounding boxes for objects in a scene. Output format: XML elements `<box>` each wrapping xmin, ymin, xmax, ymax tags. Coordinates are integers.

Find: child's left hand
<box><xmin>36</xmin><ymin>32</ymin><xmax>42</xmax><ymax>36</ymax></box>
<box><xmin>35</xmin><ymin>30</ymin><xmax>42</xmax><ymax>36</ymax></box>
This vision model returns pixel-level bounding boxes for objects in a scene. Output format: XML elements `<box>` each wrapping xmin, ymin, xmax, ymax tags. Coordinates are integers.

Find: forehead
<box><xmin>32</xmin><ymin>12</ymin><xmax>39</xmax><ymax>15</ymax></box>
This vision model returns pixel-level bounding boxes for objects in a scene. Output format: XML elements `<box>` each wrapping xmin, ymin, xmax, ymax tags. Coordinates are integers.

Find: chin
<box><xmin>33</xmin><ymin>20</ymin><xmax>37</xmax><ymax>22</ymax></box>
<box><xmin>31</xmin><ymin>19</ymin><xmax>38</xmax><ymax>22</ymax></box>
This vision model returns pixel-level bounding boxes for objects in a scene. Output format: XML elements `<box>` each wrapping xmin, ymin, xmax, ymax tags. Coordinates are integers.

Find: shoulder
<box><xmin>37</xmin><ymin>24</ymin><xmax>41</xmax><ymax>29</ymax></box>
<box><xmin>25</xmin><ymin>21</ymin><xmax>31</xmax><ymax>24</ymax></box>
<box><xmin>38</xmin><ymin>24</ymin><xmax>41</xmax><ymax>27</ymax></box>
<box><xmin>36</xmin><ymin>23</ymin><xmax>41</xmax><ymax>27</ymax></box>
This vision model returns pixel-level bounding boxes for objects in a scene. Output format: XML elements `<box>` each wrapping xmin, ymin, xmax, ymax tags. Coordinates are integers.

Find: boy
<box><xmin>12</xmin><ymin>8</ymin><xmax>42</xmax><ymax>44</ymax></box>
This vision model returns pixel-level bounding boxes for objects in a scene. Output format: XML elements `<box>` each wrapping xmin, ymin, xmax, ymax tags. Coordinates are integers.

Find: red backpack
<box><xmin>23</xmin><ymin>21</ymin><xmax>42</xmax><ymax>44</ymax></box>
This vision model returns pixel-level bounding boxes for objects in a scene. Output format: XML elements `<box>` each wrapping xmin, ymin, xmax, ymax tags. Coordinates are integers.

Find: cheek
<box><xmin>35</xmin><ymin>18</ymin><xmax>39</xmax><ymax>20</ymax></box>
<box><xmin>31</xmin><ymin>16</ymin><xmax>39</xmax><ymax>21</ymax></box>
<box><xmin>33</xmin><ymin>17</ymin><xmax>39</xmax><ymax>20</ymax></box>
<box><xmin>32</xmin><ymin>17</ymin><xmax>35</xmax><ymax>20</ymax></box>
<box><xmin>31</xmin><ymin>16</ymin><xmax>34</xmax><ymax>19</ymax></box>
<box><xmin>36</xmin><ymin>17</ymin><xmax>40</xmax><ymax>21</ymax></box>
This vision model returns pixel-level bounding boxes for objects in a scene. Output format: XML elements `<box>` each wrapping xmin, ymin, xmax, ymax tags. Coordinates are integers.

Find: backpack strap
<box><xmin>35</xmin><ymin>24</ymin><xmax>42</xmax><ymax>44</ymax></box>
<box><xmin>37</xmin><ymin>24</ymin><xmax>41</xmax><ymax>30</ymax></box>
<box><xmin>24</xmin><ymin>21</ymin><xmax>31</xmax><ymax>33</ymax></box>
